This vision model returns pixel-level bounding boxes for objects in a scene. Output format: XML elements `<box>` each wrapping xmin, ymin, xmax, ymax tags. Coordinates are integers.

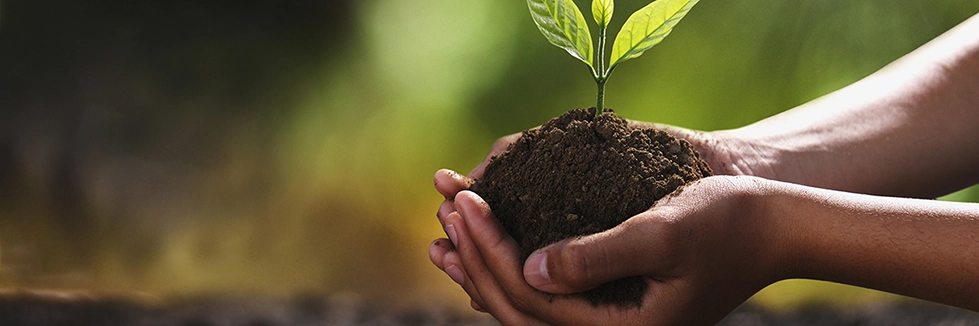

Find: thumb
<box><xmin>523</xmin><ymin>225</ymin><xmax>651</xmax><ymax>294</ymax></box>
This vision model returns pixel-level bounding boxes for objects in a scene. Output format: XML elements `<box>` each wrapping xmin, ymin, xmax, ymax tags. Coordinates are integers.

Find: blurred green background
<box><xmin>1</xmin><ymin>0</ymin><xmax>978</xmax><ymax>312</ymax></box>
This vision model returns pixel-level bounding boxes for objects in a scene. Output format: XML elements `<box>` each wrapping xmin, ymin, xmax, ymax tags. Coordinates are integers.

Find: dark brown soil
<box><xmin>470</xmin><ymin>108</ymin><xmax>712</xmax><ymax>307</ymax></box>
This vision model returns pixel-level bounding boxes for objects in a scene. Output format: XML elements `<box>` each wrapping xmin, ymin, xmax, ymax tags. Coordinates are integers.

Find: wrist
<box><xmin>764</xmin><ymin>181</ymin><xmax>839</xmax><ymax>281</ymax></box>
<box><xmin>765</xmin><ymin>182</ymin><xmax>800</xmax><ymax>286</ymax></box>
<box><xmin>747</xmin><ymin>178</ymin><xmax>812</xmax><ymax>283</ymax></box>
<box><xmin>708</xmin><ymin>176</ymin><xmax>796</xmax><ymax>288</ymax></box>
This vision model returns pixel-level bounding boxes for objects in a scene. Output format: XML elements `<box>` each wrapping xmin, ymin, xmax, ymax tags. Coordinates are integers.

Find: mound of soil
<box><xmin>470</xmin><ymin>108</ymin><xmax>712</xmax><ymax>306</ymax></box>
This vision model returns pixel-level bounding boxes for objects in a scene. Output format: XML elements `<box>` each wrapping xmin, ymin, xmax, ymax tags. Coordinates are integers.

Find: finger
<box><xmin>453</xmin><ymin>192</ymin><xmax>543</xmax><ymax>303</ymax></box>
<box><xmin>429</xmin><ymin>238</ymin><xmax>453</xmax><ymax>271</ymax></box>
<box><xmin>453</xmin><ymin>191</ymin><xmax>514</xmax><ymax>262</ymax></box>
<box><xmin>436</xmin><ymin>200</ymin><xmax>455</xmax><ymax>228</ymax></box>
<box><xmin>455</xmin><ymin>191</ymin><xmax>593</xmax><ymax>325</ymax></box>
<box><xmin>525</xmin><ymin>213</ymin><xmax>669</xmax><ymax>294</ymax></box>
<box><xmin>469</xmin><ymin>132</ymin><xmax>522</xmax><ymax>179</ymax></box>
<box><xmin>441</xmin><ymin>249</ymin><xmax>488</xmax><ymax>311</ymax></box>
<box><xmin>443</xmin><ymin>209</ymin><xmax>546</xmax><ymax>325</ymax></box>
<box><xmin>470</xmin><ymin>300</ymin><xmax>485</xmax><ymax>313</ymax></box>
<box><xmin>434</xmin><ymin>169</ymin><xmax>473</xmax><ymax>199</ymax></box>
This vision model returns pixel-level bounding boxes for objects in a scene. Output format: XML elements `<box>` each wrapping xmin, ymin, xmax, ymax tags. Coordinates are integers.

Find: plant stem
<box><xmin>596</xmin><ymin>76</ymin><xmax>606</xmax><ymax>114</ymax></box>
<box><xmin>595</xmin><ymin>25</ymin><xmax>608</xmax><ymax>115</ymax></box>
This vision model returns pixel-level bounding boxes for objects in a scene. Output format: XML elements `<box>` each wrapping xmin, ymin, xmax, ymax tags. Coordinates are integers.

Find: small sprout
<box><xmin>592</xmin><ymin>0</ymin><xmax>614</xmax><ymax>29</ymax></box>
<box><xmin>527</xmin><ymin>0</ymin><xmax>700</xmax><ymax>113</ymax></box>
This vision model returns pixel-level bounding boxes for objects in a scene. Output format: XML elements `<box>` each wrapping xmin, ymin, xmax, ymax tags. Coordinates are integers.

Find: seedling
<box><xmin>527</xmin><ymin>0</ymin><xmax>699</xmax><ymax>112</ymax></box>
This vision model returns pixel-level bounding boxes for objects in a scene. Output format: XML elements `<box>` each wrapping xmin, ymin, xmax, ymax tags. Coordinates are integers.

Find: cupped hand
<box><xmin>430</xmin><ymin>131</ymin><xmax>520</xmax><ymax>312</ymax></box>
<box><xmin>430</xmin><ymin>176</ymin><xmax>787</xmax><ymax>325</ymax></box>
<box><xmin>429</xmin><ymin>122</ymin><xmax>773</xmax><ymax>322</ymax></box>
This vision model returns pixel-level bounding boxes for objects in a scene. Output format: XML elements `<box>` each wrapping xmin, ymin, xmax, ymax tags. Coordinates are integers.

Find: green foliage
<box><xmin>527</xmin><ymin>0</ymin><xmax>595</xmax><ymax>68</ymax></box>
<box><xmin>527</xmin><ymin>0</ymin><xmax>700</xmax><ymax>112</ymax></box>
<box><xmin>609</xmin><ymin>0</ymin><xmax>699</xmax><ymax>69</ymax></box>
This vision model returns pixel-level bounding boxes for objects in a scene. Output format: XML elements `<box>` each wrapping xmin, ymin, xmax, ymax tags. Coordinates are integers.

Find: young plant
<box><xmin>527</xmin><ymin>0</ymin><xmax>700</xmax><ymax>112</ymax></box>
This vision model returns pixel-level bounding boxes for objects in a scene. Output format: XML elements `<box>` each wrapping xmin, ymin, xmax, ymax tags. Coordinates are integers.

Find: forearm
<box><xmin>723</xmin><ymin>13</ymin><xmax>979</xmax><ymax>198</ymax></box>
<box><xmin>769</xmin><ymin>181</ymin><xmax>979</xmax><ymax>310</ymax></box>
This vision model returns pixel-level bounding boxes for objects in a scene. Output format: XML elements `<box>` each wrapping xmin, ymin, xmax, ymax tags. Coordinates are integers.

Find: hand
<box><xmin>428</xmin><ymin>123</ymin><xmax>766</xmax><ymax>317</ymax></box>
<box><xmin>430</xmin><ymin>132</ymin><xmax>520</xmax><ymax>312</ymax></box>
<box><xmin>430</xmin><ymin>176</ymin><xmax>785</xmax><ymax>325</ymax></box>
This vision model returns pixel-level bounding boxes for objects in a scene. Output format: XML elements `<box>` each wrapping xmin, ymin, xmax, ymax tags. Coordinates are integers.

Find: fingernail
<box><xmin>446</xmin><ymin>264</ymin><xmax>465</xmax><ymax>285</ymax></box>
<box><xmin>445</xmin><ymin>224</ymin><xmax>458</xmax><ymax>246</ymax></box>
<box><xmin>524</xmin><ymin>251</ymin><xmax>551</xmax><ymax>287</ymax></box>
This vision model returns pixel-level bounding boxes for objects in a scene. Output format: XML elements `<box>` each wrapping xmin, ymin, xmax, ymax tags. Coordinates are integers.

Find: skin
<box><xmin>430</xmin><ymin>12</ymin><xmax>979</xmax><ymax>326</ymax></box>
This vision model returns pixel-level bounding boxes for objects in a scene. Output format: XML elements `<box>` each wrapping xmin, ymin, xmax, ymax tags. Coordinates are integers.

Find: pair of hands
<box><xmin>429</xmin><ymin>15</ymin><xmax>979</xmax><ymax>322</ymax></box>
<box><xmin>429</xmin><ymin>129</ymin><xmax>781</xmax><ymax>325</ymax></box>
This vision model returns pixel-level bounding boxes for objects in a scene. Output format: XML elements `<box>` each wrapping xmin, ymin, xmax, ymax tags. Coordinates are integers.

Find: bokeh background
<box><xmin>1</xmin><ymin>0</ymin><xmax>978</xmax><ymax>313</ymax></box>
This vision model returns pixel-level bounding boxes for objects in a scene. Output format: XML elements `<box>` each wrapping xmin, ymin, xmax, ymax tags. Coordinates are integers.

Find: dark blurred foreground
<box><xmin>0</xmin><ymin>290</ymin><xmax>496</xmax><ymax>326</ymax></box>
<box><xmin>0</xmin><ymin>290</ymin><xmax>978</xmax><ymax>326</ymax></box>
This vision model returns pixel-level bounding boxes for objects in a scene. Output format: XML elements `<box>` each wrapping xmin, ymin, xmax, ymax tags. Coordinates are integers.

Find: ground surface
<box><xmin>471</xmin><ymin>108</ymin><xmax>712</xmax><ymax>306</ymax></box>
<box><xmin>0</xmin><ymin>290</ymin><xmax>496</xmax><ymax>326</ymax></box>
<box><xmin>1</xmin><ymin>291</ymin><xmax>978</xmax><ymax>325</ymax></box>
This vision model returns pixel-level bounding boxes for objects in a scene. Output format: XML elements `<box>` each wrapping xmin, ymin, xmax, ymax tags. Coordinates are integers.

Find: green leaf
<box><xmin>608</xmin><ymin>0</ymin><xmax>699</xmax><ymax>69</ymax></box>
<box><xmin>527</xmin><ymin>0</ymin><xmax>594</xmax><ymax>68</ymax></box>
<box><xmin>592</xmin><ymin>0</ymin><xmax>614</xmax><ymax>29</ymax></box>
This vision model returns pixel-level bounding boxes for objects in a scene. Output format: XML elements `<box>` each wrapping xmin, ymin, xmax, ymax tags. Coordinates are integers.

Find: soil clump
<box><xmin>470</xmin><ymin>108</ymin><xmax>712</xmax><ymax>306</ymax></box>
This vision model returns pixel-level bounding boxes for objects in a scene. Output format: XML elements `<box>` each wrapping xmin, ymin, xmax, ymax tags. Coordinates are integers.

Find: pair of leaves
<box><xmin>528</xmin><ymin>0</ymin><xmax>699</xmax><ymax>76</ymax></box>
